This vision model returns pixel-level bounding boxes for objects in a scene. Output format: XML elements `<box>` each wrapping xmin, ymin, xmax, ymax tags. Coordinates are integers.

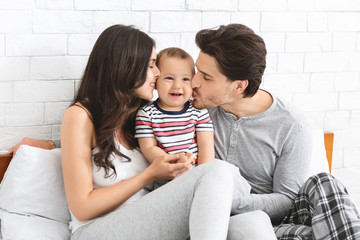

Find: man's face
<box><xmin>191</xmin><ymin>51</ymin><xmax>232</xmax><ymax>109</ymax></box>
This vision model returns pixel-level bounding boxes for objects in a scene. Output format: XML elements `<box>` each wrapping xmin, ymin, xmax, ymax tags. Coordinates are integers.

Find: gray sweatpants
<box><xmin>71</xmin><ymin>160</ymin><xmax>235</xmax><ymax>240</ymax></box>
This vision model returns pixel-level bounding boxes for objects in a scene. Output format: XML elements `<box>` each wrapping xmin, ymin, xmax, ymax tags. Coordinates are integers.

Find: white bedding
<box><xmin>0</xmin><ymin>208</ymin><xmax>70</xmax><ymax>240</ymax></box>
<box><xmin>0</xmin><ymin>129</ymin><xmax>330</xmax><ymax>239</ymax></box>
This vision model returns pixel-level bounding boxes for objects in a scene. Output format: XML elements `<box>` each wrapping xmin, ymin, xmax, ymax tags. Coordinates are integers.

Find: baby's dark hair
<box><xmin>157</xmin><ymin>47</ymin><xmax>195</xmax><ymax>75</ymax></box>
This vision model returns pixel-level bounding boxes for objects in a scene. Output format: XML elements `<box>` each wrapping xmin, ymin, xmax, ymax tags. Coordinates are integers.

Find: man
<box><xmin>192</xmin><ymin>23</ymin><xmax>360</xmax><ymax>239</ymax></box>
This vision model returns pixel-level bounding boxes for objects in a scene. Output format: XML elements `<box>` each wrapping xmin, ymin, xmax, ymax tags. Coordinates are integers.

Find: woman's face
<box><xmin>135</xmin><ymin>48</ymin><xmax>160</xmax><ymax>100</ymax></box>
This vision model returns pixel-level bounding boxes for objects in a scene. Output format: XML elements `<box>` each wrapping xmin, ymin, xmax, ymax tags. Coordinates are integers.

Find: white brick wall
<box><xmin>44</xmin><ymin>102</ymin><xmax>71</xmax><ymax>124</ymax></box>
<box><xmin>286</xmin><ymin>33</ymin><xmax>332</xmax><ymax>52</ymax></box>
<box><xmin>310</xmin><ymin>73</ymin><xmax>335</xmax><ymax>92</ymax></box>
<box><xmin>75</xmin><ymin>0</ymin><xmax>131</xmax><ymax>10</ymax></box>
<box><xmin>0</xmin><ymin>0</ymin><xmax>359</xmax><ymax>171</ymax></box>
<box><xmin>0</xmin><ymin>83</ymin><xmax>12</xmax><ymax>103</ymax></box>
<box><xmin>334</xmin><ymin>72</ymin><xmax>359</xmax><ymax>91</ymax></box>
<box><xmin>132</xmin><ymin>0</ymin><xmax>184</xmax><ymax>11</ymax></box>
<box><xmin>6</xmin><ymin>34</ymin><xmax>67</xmax><ymax>56</ymax></box>
<box><xmin>0</xmin><ymin>57</ymin><xmax>29</xmax><ymax>80</ymax></box>
<box><xmin>68</xmin><ymin>34</ymin><xmax>99</xmax><ymax>56</ymax></box>
<box><xmin>261</xmin><ymin>13</ymin><xmax>307</xmax><ymax>32</ymax></box>
<box><xmin>93</xmin><ymin>11</ymin><xmax>149</xmax><ymax>33</ymax></box>
<box><xmin>36</xmin><ymin>0</ymin><xmax>73</xmax><ymax>10</ymax></box>
<box><xmin>13</xmin><ymin>81</ymin><xmax>74</xmax><ymax>102</ymax></box>
<box><xmin>231</xmin><ymin>13</ymin><xmax>260</xmax><ymax>32</ymax></box>
<box><xmin>188</xmin><ymin>0</ymin><xmax>238</xmax><ymax>11</ymax></box>
<box><xmin>0</xmin><ymin>35</ymin><xmax>5</xmax><ymax>56</ymax></box>
<box><xmin>0</xmin><ymin>104</ymin><xmax>4</xmax><ymax>126</ymax></box>
<box><xmin>239</xmin><ymin>0</ymin><xmax>287</xmax><ymax>11</ymax></box>
<box><xmin>30</xmin><ymin>56</ymin><xmax>88</xmax><ymax>79</ymax></box>
<box><xmin>349</xmin><ymin>52</ymin><xmax>360</xmax><ymax>71</ymax></box>
<box><xmin>277</xmin><ymin>53</ymin><xmax>304</xmax><ymax>73</ymax></box>
<box><xmin>304</xmin><ymin>53</ymin><xmax>348</xmax><ymax>72</ymax></box>
<box><xmin>0</xmin><ymin>10</ymin><xmax>32</xmax><ymax>33</ymax></box>
<box><xmin>33</xmin><ymin>10</ymin><xmax>93</xmax><ymax>33</ymax></box>
<box><xmin>308</xmin><ymin>13</ymin><xmax>328</xmax><ymax>32</ymax></box>
<box><xmin>5</xmin><ymin>103</ymin><xmax>44</xmax><ymax>126</ymax></box>
<box><xmin>328</xmin><ymin>13</ymin><xmax>360</xmax><ymax>31</ymax></box>
<box><xmin>202</xmin><ymin>12</ymin><xmax>231</xmax><ymax>29</ymax></box>
<box><xmin>350</xmin><ymin>110</ymin><xmax>360</xmax><ymax>128</ymax></box>
<box><xmin>151</xmin><ymin>12</ymin><xmax>202</xmax><ymax>32</ymax></box>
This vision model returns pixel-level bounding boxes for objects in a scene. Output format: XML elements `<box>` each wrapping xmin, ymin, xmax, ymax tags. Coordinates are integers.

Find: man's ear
<box><xmin>233</xmin><ymin>80</ymin><xmax>248</xmax><ymax>94</ymax></box>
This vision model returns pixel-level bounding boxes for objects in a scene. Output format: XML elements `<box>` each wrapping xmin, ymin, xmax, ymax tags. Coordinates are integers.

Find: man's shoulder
<box><xmin>207</xmin><ymin>106</ymin><xmax>221</xmax><ymax>116</ymax></box>
<box><xmin>271</xmin><ymin>95</ymin><xmax>311</xmax><ymax>131</ymax></box>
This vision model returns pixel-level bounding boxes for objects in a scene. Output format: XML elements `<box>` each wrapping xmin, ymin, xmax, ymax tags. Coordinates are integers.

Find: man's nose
<box><xmin>191</xmin><ymin>73</ymin><xmax>200</xmax><ymax>88</ymax></box>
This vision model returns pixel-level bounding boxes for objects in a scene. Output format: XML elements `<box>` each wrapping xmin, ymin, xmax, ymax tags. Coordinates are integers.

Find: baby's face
<box><xmin>156</xmin><ymin>56</ymin><xmax>193</xmax><ymax>111</ymax></box>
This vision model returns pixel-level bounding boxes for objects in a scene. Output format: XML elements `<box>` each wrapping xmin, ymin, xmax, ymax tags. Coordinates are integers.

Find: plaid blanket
<box><xmin>274</xmin><ymin>173</ymin><xmax>360</xmax><ymax>240</ymax></box>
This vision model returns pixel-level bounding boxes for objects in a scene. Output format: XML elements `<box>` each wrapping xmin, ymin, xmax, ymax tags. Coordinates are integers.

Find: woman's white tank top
<box><xmin>69</xmin><ymin>141</ymin><xmax>150</xmax><ymax>233</ymax></box>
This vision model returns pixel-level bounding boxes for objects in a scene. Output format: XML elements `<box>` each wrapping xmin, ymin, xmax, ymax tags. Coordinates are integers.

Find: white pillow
<box><xmin>0</xmin><ymin>145</ymin><xmax>70</xmax><ymax>223</ymax></box>
<box><xmin>0</xmin><ymin>209</ymin><xmax>70</xmax><ymax>240</ymax></box>
<box><xmin>309</xmin><ymin>128</ymin><xmax>330</xmax><ymax>177</ymax></box>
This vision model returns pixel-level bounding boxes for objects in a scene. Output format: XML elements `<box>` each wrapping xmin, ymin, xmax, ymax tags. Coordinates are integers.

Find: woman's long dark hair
<box><xmin>72</xmin><ymin>25</ymin><xmax>155</xmax><ymax>178</ymax></box>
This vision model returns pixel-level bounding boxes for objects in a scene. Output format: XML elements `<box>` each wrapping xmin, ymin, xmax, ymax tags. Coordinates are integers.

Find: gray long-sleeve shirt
<box><xmin>209</xmin><ymin>92</ymin><xmax>313</xmax><ymax>224</ymax></box>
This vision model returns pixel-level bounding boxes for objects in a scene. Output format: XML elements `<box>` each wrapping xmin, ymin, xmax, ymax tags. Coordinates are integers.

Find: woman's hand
<box><xmin>147</xmin><ymin>153</ymin><xmax>193</xmax><ymax>181</ymax></box>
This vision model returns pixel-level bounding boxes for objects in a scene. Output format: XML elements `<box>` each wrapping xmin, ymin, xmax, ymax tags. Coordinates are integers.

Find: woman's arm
<box><xmin>61</xmin><ymin>106</ymin><xmax>191</xmax><ymax>221</ymax></box>
<box><xmin>196</xmin><ymin>131</ymin><xmax>215</xmax><ymax>165</ymax></box>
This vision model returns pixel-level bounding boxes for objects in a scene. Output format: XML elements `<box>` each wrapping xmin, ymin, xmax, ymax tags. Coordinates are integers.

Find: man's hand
<box><xmin>7</xmin><ymin>137</ymin><xmax>56</xmax><ymax>156</ymax></box>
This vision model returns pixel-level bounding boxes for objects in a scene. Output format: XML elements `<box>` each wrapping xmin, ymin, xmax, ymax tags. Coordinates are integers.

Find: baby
<box><xmin>135</xmin><ymin>47</ymin><xmax>215</xmax><ymax>186</ymax></box>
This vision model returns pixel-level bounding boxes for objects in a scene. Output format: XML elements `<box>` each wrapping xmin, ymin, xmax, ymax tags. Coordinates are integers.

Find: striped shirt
<box><xmin>135</xmin><ymin>100</ymin><xmax>213</xmax><ymax>156</ymax></box>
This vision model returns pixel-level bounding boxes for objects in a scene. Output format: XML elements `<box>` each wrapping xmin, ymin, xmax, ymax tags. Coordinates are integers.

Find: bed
<box><xmin>0</xmin><ymin>130</ymin><xmax>334</xmax><ymax>239</ymax></box>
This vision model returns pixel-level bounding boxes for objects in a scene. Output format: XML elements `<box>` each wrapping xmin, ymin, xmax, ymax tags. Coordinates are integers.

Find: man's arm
<box><xmin>232</xmin><ymin>192</ymin><xmax>293</xmax><ymax>225</ymax></box>
<box><xmin>233</xmin><ymin>124</ymin><xmax>313</xmax><ymax>224</ymax></box>
<box><xmin>7</xmin><ymin>137</ymin><xmax>56</xmax><ymax>156</ymax></box>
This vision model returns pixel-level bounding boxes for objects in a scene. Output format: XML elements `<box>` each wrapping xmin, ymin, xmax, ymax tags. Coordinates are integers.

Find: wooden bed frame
<box><xmin>0</xmin><ymin>132</ymin><xmax>334</xmax><ymax>183</ymax></box>
<box><xmin>0</xmin><ymin>153</ymin><xmax>12</xmax><ymax>182</ymax></box>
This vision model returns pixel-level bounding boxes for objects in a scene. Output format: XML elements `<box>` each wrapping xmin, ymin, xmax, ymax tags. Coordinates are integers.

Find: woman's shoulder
<box><xmin>63</xmin><ymin>103</ymin><xmax>94</xmax><ymax>130</ymax></box>
<box><xmin>65</xmin><ymin>103</ymin><xmax>92</xmax><ymax>120</ymax></box>
<box><xmin>62</xmin><ymin>103</ymin><xmax>96</xmax><ymax>148</ymax></box>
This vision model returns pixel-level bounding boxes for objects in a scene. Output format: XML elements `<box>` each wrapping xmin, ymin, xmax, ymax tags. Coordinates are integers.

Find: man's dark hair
<box><xmin>195</xmin><ymin>24</ymin><xmax>267</xmax><ymax>97</ymax></box>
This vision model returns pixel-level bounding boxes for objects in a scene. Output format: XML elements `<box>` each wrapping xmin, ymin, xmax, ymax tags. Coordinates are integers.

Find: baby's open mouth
<box><xmin>170</xmin><ymin>93</ymin><xmax>183</xmax><ymax>96</ymax></box>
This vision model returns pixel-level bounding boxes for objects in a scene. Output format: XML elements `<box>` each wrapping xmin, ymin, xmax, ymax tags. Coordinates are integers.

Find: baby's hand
<box><xmin>177</xmin><ymin>152</ymin><xmax>195</xmax><ymax>165</ymax></box>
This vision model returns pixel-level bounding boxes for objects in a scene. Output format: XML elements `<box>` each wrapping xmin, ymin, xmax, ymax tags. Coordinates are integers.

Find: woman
<box><xmin>60</xmin><ymin>24</ymin><xmax>234</xmax><ymax>240</ymax></box>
